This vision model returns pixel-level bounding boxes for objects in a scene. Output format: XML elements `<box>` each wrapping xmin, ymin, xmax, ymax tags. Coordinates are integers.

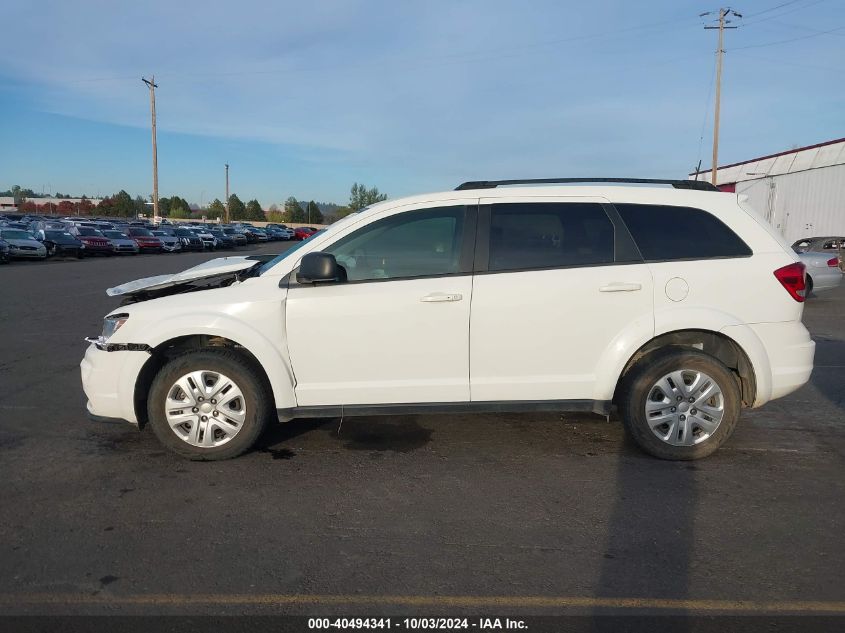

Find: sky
<box><xmin>1</xmin><ymin>0</ymin><xmax>843</xmax><ymax>208</ymax></box>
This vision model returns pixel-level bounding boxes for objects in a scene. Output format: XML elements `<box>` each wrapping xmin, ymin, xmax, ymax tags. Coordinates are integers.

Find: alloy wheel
<box><xmin>644</xmin><ymin>369</ymin><xmax>725</xmax><ymax>446</ymax></box>
<box><xmin>164</xmin><ymin>370</ymin><xmax>246</xmax><ymax>447</ymax></box>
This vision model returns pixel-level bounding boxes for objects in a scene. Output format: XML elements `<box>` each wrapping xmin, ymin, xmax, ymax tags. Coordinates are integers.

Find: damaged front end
<box><xmin>105</xmin><ymin>255</ymin><xmax>272</xmax><ymax>306</ymax></box>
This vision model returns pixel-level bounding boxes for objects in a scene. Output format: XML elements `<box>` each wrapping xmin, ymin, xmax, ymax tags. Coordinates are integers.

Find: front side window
<box><xmin>615</xmin><ymin>203</ymin><xmax>752</xmax><ymax>261</ymax></box>
<box><xmin>488</xmin><ymin>203</ymin><xmax>614</xmax><ymax>271</ymax></box>
<box><xmin>324</xmin><ymin>207</ymin><xmax>465</xmax><ymax>282</ymax></box>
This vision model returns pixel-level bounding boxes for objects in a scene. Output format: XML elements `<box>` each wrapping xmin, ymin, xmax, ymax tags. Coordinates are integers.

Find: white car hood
<box><xmin>106</xmin><ymin>256</ymin><xmax>257</xmax><ymax>297</ymax></box>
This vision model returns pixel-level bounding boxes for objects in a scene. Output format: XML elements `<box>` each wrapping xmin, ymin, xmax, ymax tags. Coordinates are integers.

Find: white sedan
<box><xmin>797</xmin><ymin>250</ymin><xmax>843</xmax><ymax>296</ymax></box>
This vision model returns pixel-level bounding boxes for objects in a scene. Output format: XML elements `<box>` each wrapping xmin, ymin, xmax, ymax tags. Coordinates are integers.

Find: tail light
<box><xmin>773</xmin><ymin>262</ymin><xmax>806</xmax><ymax>302</ymax></box>
<box><xmin>827</xmin><ymin>257</ymin><xmax>839</xmax><ymax>267</ymax></box>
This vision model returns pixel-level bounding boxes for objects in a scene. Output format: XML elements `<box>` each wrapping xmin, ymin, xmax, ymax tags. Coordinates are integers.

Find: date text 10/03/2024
<box><xmin>308</xmin><ymin>618</ymin><xmax>528</xmax><ymax>630</ymax></box>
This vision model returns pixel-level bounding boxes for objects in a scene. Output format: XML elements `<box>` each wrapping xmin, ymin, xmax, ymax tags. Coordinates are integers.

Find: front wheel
<box><xmin>147</xmin><ymin>349</ymin><xmax>271</xmax><ymax>460</ymax></box>
<box><xmin>619</xmin><ymin>348</ymin><xmax>741</xmax><ymax>460</ymax></box>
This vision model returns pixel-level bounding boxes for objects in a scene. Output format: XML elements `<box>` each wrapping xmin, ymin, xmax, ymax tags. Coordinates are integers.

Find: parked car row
<box><xmin>0</xmin><ymin>214</ymin><xmax>313</xmax><ymax>264</ymax></box>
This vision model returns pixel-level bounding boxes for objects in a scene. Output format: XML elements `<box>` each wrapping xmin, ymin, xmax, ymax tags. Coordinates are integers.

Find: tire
<box><xmin>619</xmin><ymin>348</ymin><xmax>741</xmax><ymax>460</ymax></box>
<box><xmin>805</xmin><ymin>274</ymin><xmax>814</xmax><ymax>298</ymax></box>
<box><xmin>147</xmin><ymin>348</ymin><xmax>271</xmax><ymax>460</ymax></box>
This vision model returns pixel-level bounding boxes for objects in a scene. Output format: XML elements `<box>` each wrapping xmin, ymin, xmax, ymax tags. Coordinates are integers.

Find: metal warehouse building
<box><xmin>691</xmin><ymin>137</ymin><xmax>845</xmax><ymax>244</ymax></box>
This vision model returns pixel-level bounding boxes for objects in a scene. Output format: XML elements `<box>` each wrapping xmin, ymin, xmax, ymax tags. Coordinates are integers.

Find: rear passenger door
<box><xmin>470</xmin><ymin>197</ymin><xmax>654</xmax><ymax>403</ymax></box>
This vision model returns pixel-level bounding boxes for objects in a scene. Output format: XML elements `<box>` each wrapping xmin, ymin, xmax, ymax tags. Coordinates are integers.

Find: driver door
<box><xmin>285</xmin><ymin>201</ymin><xmax>476</xmax><ymax>406</ymax></box>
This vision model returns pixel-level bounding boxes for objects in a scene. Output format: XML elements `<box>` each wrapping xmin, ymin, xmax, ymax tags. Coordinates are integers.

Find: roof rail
<box><xmin>454</xmin><ymin>178</ymin><xmax>719</xmax><ymax>192</ymax></box>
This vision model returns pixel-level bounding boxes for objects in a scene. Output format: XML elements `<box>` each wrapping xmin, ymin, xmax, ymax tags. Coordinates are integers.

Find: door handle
<box><xmin>599</xmin><ymin>282</ymin><xmax>642</xmax><ymax>293</ymax></box>
<box><xmin>420</xmin><ymin>292</ymin><xmax>463</xmax><ymax>302</ymax></box>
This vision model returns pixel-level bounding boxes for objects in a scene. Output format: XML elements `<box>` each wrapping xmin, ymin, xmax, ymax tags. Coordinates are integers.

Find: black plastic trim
<box><xmin>473</xmin><ymin>204</ymin><xmax>492</xmax><ymax>272</ymax></box>
<box><xmin>456</xmin><ymin>178</ymin><xmax>719</xmax><ymax>192</ymax></box>
<box><xmin>95</xmin><ymin>343</ymin><xmax>153</xmax><ymax>353</ymax></box>
<box><xmin>601</xmin><ymin>202</ymin><xmax>643</xmax><ymax>263</ymax></box>
<box><xmin>278</xmin><ymin>399</ymin><xmax>611</xmax><ymax>421</ymax></box>
<box><xmin>87</xmin><ymin>412</ymin><xmax>132</xmax><ymax>424</ymax></box>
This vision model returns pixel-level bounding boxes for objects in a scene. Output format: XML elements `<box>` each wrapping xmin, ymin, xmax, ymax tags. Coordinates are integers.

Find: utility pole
<box><xmin>225</xmin><ymin>164</ymin><xmax>230</xmax><ymax>223</ymax></box>
<box><xmin>142</xmin><ymin>76</ymin><xmax>160</xmax><ymax>219</ymax></box>
<box><xmin>703</xmin><ymin>8</ymin><xmax>741</xmax><ymax>186</ymax></box>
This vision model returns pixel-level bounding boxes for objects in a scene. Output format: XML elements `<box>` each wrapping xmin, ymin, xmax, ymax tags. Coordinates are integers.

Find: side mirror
<box><xmin>297</xmin><ymin>252</ymin><xmax>346</xmax><ymax>284</ymax></box>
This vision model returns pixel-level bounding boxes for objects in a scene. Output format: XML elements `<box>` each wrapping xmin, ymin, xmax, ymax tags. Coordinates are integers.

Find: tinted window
<box><xmin>615</xmin><ymin>204</ymin><xmax>751</xmax><ymax>261</ymax></box>
<box><xmin>488</xmin><ymin>203</ymin><xmax>614</xmax><ymax>271</ymax></box>
<box><xmin>324</xmin><ymin>207</ymin><xmax>465</xmax><ymax>281</ymax></box>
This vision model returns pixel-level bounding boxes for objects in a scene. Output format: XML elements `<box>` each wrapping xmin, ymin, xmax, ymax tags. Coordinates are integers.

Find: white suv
<box><xmin>80</xmin><ymin>178</ymin><xmax>815</xmax><ymax>461</ymax></box>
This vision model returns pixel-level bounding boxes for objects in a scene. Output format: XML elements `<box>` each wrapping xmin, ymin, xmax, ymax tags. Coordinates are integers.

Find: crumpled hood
<box><xmin>106</xmin><ymin>256</ymin><xmax>257</xmax><ymax>297</ymax></box>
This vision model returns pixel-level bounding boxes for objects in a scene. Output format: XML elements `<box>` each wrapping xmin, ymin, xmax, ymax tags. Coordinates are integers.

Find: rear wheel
<box><xmin>619</xmin><ymin>348</ymin><xmax>741</xmax><ymax>460</ymax></box>
<box><xmin>147</xmin><ymin>349</ymin><xmax>272</xmax><ymax>460</ymax></box>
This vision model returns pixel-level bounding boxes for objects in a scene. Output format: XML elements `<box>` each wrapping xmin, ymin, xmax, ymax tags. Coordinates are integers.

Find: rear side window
<box><xmin>488</xmin><ymin>203</ymin><xmax>614</xmax><ymax>271</ymax></box>
<box><xmin>615</xmin><ymin>204</ymin><xmax>751</xmax><ymax>261</ymax></box>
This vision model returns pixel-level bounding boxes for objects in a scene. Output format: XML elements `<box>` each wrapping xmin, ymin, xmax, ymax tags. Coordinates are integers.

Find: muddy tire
<box><xmin>619</xmin><ymin>348</ymin><xmax>741</xmax><ymax>460</ymax></box>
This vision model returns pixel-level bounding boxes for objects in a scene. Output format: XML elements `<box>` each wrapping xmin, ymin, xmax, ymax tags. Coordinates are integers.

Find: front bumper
<box><xmin>80</xmin><ymin>343</ymin><xmax>150</xmax><ymax>425</ymax></box>
<box><xmin>10</xmin><ymin>248</ymin><xmax>46</xmax><ymax>258</ymax></box>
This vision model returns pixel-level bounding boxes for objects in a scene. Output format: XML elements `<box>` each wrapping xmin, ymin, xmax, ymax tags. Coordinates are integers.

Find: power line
<box><xmin>696</xmin><ymin>52</ymin><xmax>718</xmax><ymax>171</ymax></box>
<box><xmin>765</xmin><ymin>19</ymin><xmax>845</xmax><ymax>36</ymax></box>
<box><xmin>740</xmin><ymin>0</ymin><xmax>830</xmax><ymax>26</ymax></box>
<box><xmin>730</xmin><ymin>51</ymin><xmax>845</xmax><ymax>73</ymax></box>
<box><xmin>732</xmin><ymin>24</ymin><xmax>845</xmax><ymax>49</ymax></box>
<box><xmin>743</xmin><ymin>0</ymin><xmax>806</xmax><ymax>18</ymax></box>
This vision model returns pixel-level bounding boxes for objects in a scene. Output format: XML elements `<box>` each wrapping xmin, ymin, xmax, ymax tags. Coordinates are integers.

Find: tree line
<box><xmin>5</xmin><ymin>182</ymin><xmax>388</xmax><ymax>224</ymax></box>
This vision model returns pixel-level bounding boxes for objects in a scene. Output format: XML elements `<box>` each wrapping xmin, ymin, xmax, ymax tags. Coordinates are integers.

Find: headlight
<box><xmin>101</xmin><ymin>313</ymin><xmax>129</xmax><ymax>342</ymax></box>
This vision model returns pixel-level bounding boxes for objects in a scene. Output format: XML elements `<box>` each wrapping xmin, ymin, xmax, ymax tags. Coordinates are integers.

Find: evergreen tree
<box><xmin>228</xmin><ymin>194</ymin><xmax>246</xmax><ymax>221</ymax></box>
<box><xmin>349</xmin><ymin>183</ymin><xmax>387</xmax><ymax>211</ymax></box>
<box><xmin>207</xmin><ymin>199</ymin><xmax>226</xmax><ymax>220</ymax></box>
<box><xmin>283</xmin><ymin>196</ymin><xmax>306</xmax><ymax>223</ymax></box>
<box><xmin>246</xmin><ymin>199</ymin><xmax>265</xmax><ymax>222</ymax></box>
<box><xmin>306</xmin><ymin>200</ymin><xmax>323</xmax><ymax>224</ymax></box>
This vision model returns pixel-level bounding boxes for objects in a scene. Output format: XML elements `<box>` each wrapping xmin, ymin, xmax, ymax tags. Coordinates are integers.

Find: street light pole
<box><xmin>225</xmin><ymin>164</ymin><xmax>230</xmax><ymax>224</ymax></box>
<box><xmin>142</xmin><ymin>76</ymin><xmax>160</xmax><ymax>219</ymax></box>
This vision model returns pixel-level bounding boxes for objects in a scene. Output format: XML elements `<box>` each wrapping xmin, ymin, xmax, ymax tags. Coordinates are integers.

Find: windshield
<box><xmin>77</xmin><ymin>228</ymin><xmax>103</xmax><ymax>237</ymax></box>
<box><xmin>175</xmin><ymin>229</ymin><xmax>194</xmax><ymax>237</ymax></box>
<box><xmin>259</xmin><ymin>229</ymin><xmax>327</xmax><ymax>275</ymax></box>
<box><xmin>46</xmin><ymin>231</ymin><xmax>76</xmax><ymax>240</ymax></box>
<box><xmin>103</xmin><ymin>231</ymin><xmax>127</xmax><ymax>238</ymax></box>
<box><xmin>1</xmin><ymin>229</ymin><xmax>34</xmax><ymax>240</ymax></box>
<box><xmin>129</xmin><ymin>228</ymin><xmax>153</xmax><ymax>237</ymax></box>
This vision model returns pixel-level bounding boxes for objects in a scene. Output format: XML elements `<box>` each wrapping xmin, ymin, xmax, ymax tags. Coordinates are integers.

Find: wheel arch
<box><xmin>133</xmin><ymin>331</ymin><xmax>295</xmax><ymax>427</ymax></box>
<box><xmin>613</xmin><ymin>329</ymin><xmax>759</xmax><ymax>408</ymax></box>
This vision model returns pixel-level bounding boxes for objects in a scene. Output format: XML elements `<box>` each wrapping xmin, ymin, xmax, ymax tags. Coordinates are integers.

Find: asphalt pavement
<box><xmin>0</xmin><ymin>245</ymin><xmax>843</xmax><ymax>619</ymax></box>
